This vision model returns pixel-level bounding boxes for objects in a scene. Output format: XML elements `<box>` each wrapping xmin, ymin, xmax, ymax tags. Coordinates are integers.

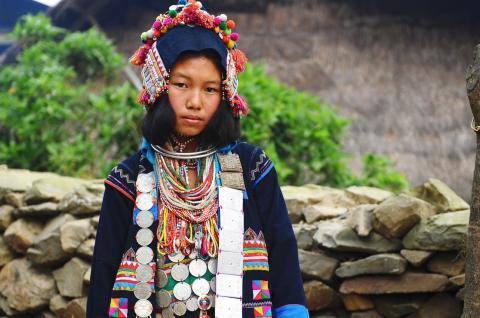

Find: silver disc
<box><xmin>186</xmin><ymin>297</ymin><xmax>198</xmax><ymax>312</ymax></box>
<box><xmin>134</xmin><ymin>282</ymin><xmax>152</xmax><ymax>300</ymax></box>
<box><xmin>136</xmin><ymin>192</ymin><xmax>153</xmax><ymax>211</ymax></box>
<box><xmin>136</xmin><ymin>228</ymin><xmax>154</xmax><ymax>246</ymax></box>
<box><xmin>162</xmin><ymin>306</ymin><xmax>174</xmax><ymax>318</ymax></box>
<box><xmin>156</xmin><ymin>290</ymin><xmax>171</xmax><ymax>308</ymax></box>
<box><xmin>134</xmin><ymin>299</ymin><xmax>153</xmax><ymax>318</ymax></box>
<box><xmin>210</xmin><ymin>276</ymin><xmax>216</xmax><ymax>293</ymax></box>
<box><xmin>136</xmin><ymin>264</ymin><xmax>153</xmax><ymax>283</ymax></box>
<box><xmin>192</xmin><ymin>278</ymin><xmax>210</xmax><ymax>296</ymax></box>
<box><xmin>189</xmin><ymin>259</ymin><xmax>207</xmax><ymax>277</ymax></box>
<box><xmin>207</xmin><ymin>258</ymin><xmax>217</xmax><ymax>274</ymax></box>
<box><xmin>136</xmin><ymin>173</ymin><xmax>155</xmax><ymax>193</ymax></box>
<box><xmin>157</xmin><ymin>269</ymin><xmax>168</xmax><ymax>288</ymax></box>
<box><xmin>171</xmin><ymin>263</ymin><xmax>189</xmax><ymax>281</ymax></box>
<box><xmin>136</xmin><ymin>210</ymin><xmax>154</xmax><ymax>228</ymax></box>
<box><xmin>173</xmin><ymin>302</ymin><xmax>187</xmax><ymax>316</ymax></box>
<box><xmin>136</xmin><ymin>246</ymin><xmax>153</xmax><ymax>264</ymax></box>
<box><xmin>168</xmin><ymin>251</ymin><xmax>185</xmax><ymax>262</ymax></box>
<box><xmin>173</xmin><ymin>282</ymin><xmax>192</xmax><ymax>301</ymax></box>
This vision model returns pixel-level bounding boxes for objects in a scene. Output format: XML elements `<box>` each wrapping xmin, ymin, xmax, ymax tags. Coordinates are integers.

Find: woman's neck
<box><xmin>170</xmin><ymin>133</ymin><xmax>198</xmax><ymax>153</ymax></box>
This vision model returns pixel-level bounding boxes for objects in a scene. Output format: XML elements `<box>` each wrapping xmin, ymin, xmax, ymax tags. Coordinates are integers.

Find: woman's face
<box><xmin>168</xmin><ymin>55</ymin><xmax>222</xmax><ymax>137</ymax></box>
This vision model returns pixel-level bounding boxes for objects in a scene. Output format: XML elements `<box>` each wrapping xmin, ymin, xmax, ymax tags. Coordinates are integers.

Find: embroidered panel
<box><xmin>112</xmin><ymin>248</ymin><xmax>155</xmax><ymax>292</ymax></box>
<box><xmin>243</xmin><ymin>228</ymin><xmax>269</xmax><ymax>272</ymax></box>
<box><xmin>106</xmin><ymin>165</ymin><xmax>136</xmax><ymax>200</ymax></box>
<box><xmin>109</xmin><ymin>298</ymin><xmax>128</xmax><ymax>318</ymax></box>
<box><xmin>252</xmin><ymin>280</ymin><xmax>271</xmax><ymax>300</ymax></box>
<box><xmin>253</xmin><ymin>305</ymin><xmax>273</xmax><ymax>318</ymax></box>
<box><xmin>250</xmin><ymin>149</ymin><xmax>273</xmax><ymax>188</ymax></box>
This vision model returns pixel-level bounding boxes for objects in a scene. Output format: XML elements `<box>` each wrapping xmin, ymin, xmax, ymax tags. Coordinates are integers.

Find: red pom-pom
<box><xmin>226</xmin><ymin>20</ymin><xmax>235</xmax><ymax>29</ymax></box>
<box><xmin>146</xmin><ymin>38</ymin><xmax>154</xmax><ymax>46</ymax></box>
<box><xmin>222</xmin><ymin>36</ymin><xmax>230</xmax><ymax>44</ymax></box>
<box><xmin>153</xmin><ymin>29</ymin><xmax>161</xmax><ymax>38</ymax></box>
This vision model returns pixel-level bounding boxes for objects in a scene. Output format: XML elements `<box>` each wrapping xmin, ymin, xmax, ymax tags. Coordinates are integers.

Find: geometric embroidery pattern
<box><xmin>112</xmin><ymin>248</ymin><xmax>155</xmax><ymax>291</ymax></box>
<box><xmin>253</xmin><ymin>305</ymin><xmax>272</xmax><ymax>318</ymax></box>
<box><xmin>109</xmin><ymin>298</ymin><xmax>128</xmax><ymax>318</ymax></box>
<box><xmin>244</xmin><ymin>228</ymin><xmax>269</xmax><ymax>271</ymax></box>
<box><xmin>252</xmin><ymin>280</ymin><xmax>270</xmax><ymax>300</ymax></box>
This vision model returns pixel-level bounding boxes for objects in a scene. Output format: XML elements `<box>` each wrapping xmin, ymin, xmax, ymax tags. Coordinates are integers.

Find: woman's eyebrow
<box><xmin>171</xmin><ymin>73</ymin><xmax>221</xmax><ymax>84</ymax></box>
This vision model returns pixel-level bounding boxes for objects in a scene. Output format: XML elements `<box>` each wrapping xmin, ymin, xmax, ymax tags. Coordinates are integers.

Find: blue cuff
<box><xmin>275</xmin><ymin>304</ymin><xmax>310</xmax><ymax>318</ymax></box>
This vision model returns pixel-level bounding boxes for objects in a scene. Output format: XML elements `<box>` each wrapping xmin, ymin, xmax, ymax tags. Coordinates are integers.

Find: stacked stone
<box><xmin>288</xmin><ymin>179</ymin><xmax>469</xmax><ymax>318</ymax></box>
<box><xmin>0</xmin><ymin>163</ymin><xmax>470</xmax><ymax>317</ymax></box>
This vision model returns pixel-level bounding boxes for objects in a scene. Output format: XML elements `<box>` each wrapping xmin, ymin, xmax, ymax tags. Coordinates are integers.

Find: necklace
<box><xmin>170</xmin><ymin>134</ymin><xmax>195</xmax><ymax>152</ymax></box>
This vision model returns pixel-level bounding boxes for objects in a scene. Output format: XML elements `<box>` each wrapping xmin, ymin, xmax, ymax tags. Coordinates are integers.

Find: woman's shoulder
<box><xmin>104</xmin><ymin>150</ymin><xmax>143</xmax><ymax>201</ymax></box>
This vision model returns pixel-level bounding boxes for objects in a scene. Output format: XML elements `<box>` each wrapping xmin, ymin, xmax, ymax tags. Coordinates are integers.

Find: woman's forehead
<box><xmin>171</xmin><ymin>56</ymin><xmax>222</xmax><ymax>81</ymax></box>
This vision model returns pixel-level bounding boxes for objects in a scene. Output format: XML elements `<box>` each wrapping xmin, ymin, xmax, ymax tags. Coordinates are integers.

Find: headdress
<box><xmin>130</xmin><ymin>0</ymin><xmax>249</xmax><ymax>117</ymax></box>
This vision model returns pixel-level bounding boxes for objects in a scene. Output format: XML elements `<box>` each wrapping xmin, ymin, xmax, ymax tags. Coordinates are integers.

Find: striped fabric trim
<box><xmin>112</xmin><ymin>260</ymin><xmax>155</xmax><ymax>292</ymax></box>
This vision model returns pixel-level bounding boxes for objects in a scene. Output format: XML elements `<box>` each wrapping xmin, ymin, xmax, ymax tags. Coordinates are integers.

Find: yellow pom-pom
<box><xmin>214</xmin><ymin>26</ymin><xmax>220</xmax><ymax>33</ymax></box>
<box><xmin>227</xmin><ymin>39</ymin><xmax>235</xmax><ymax>49</ymax></box>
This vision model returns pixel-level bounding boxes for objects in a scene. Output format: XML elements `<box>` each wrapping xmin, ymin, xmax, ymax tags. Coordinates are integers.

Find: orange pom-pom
<box><xmin>129</xmin><ymin>47</ymin><xmax>147</xmax><ymax>66</ymax></box>
<box><xmin>214</xmin><ymin>26</ymin><xmax>220</xmax><ymax>33</ymax></box>
<box><xmin>226</xmin><ymin>20</ymin><xmax>235</xmax><ymax>29</ymax></box>
<box><xmin>222</xmin><ymin>36</ymin><xmax>230</xmax><ymax>44</ymax></box>
<box><xmin>232</xmin><ymin>48</ymin><xmax>248</xmax><ymax>73</ymax></box>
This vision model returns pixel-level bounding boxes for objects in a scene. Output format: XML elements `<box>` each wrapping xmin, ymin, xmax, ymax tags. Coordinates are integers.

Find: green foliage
<box><xmin>0</xmin><ymin>13</ymin><xmax>409</xmax><ymax>192</ymax></box>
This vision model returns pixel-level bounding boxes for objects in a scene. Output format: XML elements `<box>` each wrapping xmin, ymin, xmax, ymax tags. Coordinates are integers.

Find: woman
<box><xmin>87</xmin><ymin>1</ymin><xmax>309</xmax><ymax>317</ymax></box>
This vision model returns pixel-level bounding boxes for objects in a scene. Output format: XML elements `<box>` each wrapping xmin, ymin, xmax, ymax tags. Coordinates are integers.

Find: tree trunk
<box><xmin>463</xmin><ymin>44</ymin><xmax>480</xmax><ymax>317</ymax></box>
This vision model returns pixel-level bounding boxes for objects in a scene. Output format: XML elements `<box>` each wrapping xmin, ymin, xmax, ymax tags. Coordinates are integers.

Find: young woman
<box><xmin>86</xmin><ymin>1</ymin><xmax>309</xmax><ymax>317</ymax></box>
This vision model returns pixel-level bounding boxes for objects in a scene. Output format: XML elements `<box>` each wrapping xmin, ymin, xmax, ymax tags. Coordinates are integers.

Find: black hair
<box><xmin>140</xmin><ymin>50</ymin><xmax>240</xmax><ymax>149</ymax></box>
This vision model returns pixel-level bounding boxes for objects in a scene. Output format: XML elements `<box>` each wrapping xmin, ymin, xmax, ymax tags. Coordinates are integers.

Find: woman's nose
<box><xmin>186</xmin><ymin>90</ymin><xmax>202</xmax><ymax>110</ymax></box>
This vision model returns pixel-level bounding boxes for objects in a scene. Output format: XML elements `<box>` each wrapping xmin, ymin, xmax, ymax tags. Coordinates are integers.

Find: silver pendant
<box><xmin>168</xmin><ymin>251</ymin><xmax>185</xmax><ymax>263</ymax></box>
<box><xmin>217</xmin><ymin>153</ymin><xmax>242</xmax><ymax>172</ymax></box>
<box><xmin>156</xmin><ymin>290</ymin><xmax>171</xmax><ymax>308</ymax></box>
<box><xmin>173</xmin><ymin>301</ymin><xmax>187</xmax><ymax>316</ymax></box>
<box><xmin>134</xmin><ymin>282</ymin><xmax>152</xmax><ymax>300</ymax></box>
<box><xmin>136</xmin><ymin>264</ymin><xmax>153</xmax><ymax>283</ymax></box>
<box><xmin>197</xmin><ymin>294</ymin><xmax>212</xmax><ymax>311</ymax></box>
<box><xmin>171</xmin><ymin>263</ymin><xmax>189</xmax><ymax>281</ymax></box>
<box><xmin>136</xmin><ymin>173</ymin><xmax>155</xmax><ymax>193</ymax></box>
<box><xmin>192</xmin><ymin>278</ymin><xmax>210</xmax><ymax>296</ymax></box>
<box><xmin>210</xmin><ymin>276</ymin><xmax>216</xmax><ymax>293</ymax></box>
<box><xmin>136</xmin><ymin>246</ymin><xmax>153</xmax><ymax>264</ymax></box>
<box><xmin>161</xmin><ymin>306</ymin><xmax>174</xmax><ymax>318</ymax></box>
<box><xmin>136</xmin><ymin>210</ymin><xmax>154</xmax><ymax>228</ymax></box>
<box><xmin>219</xmin><ymin>171</ymin><xmax>245</xmax><ymax>190</ymax></box>
<box><xmin>189</xmin><ymin>259</ymin><xmax>207</xmax><ymax>277</ymax></box>
<box><xmin>186</xmin><ymin>296</ymin><xmax>198</xmax><ymax>312</ymax></box>
<box><xmin>134</xmin><ymin>299</ymin><xmax>153</xmax><ymax>318</ymax></box>
<box><xmin>136</xmin><ymin>228</ymin><xmax>154</xmax><ymax>246</ymax></box>
<box><xmin>136</xmin><ymin>192</ymin><xmax>154</xmax><ymax>211</ymax></box>
<box><xmin>173</xmin><ymin>282</ymin><xmax>192</xmax><ymax>301</ymax></box>
<box><xmin>156</xmin><ymin>269</ymin><xmax>168</xmax><ymax>288</ymax></box>
<box><xmin>207</xmin><ymin>258</ymin><xmax>217</xmax><ymax>274</ymax></box>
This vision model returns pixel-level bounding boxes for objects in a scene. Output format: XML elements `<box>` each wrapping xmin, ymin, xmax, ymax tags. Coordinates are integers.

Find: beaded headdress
<box><xmin>130</xmin><ymin>0</ymin><xmax>249</xmax><ymax>117</ymax></box>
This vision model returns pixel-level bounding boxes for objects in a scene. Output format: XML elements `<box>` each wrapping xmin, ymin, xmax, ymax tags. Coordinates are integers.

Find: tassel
<box><xmin>137</xmin><ymin>89</ymin><xmax>150</xmax><ymax>105</ymax></box>
<box><xmin>129</xmin><ymin>47</ymin><xmax>148</xmax><ymax>66</ymax></box>
<box><xmin>233</xmin><ymin>94</ymin><xmax>249</xmax><ymax>116</ymax></box>
<box><xmin>232</xmin><ymin>48</ymin><xmax>247</xmax><ymax>73</ymax></box>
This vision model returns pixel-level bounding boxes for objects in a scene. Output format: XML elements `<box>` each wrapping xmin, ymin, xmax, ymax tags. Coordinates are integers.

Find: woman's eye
<box><xmin>206</xmin><ymin>87</ymin><xmax>219</xmax><ymax>93</ymax></box>
<box><xmin>173</xmin><ymin>83</ymin><xmax>187</xmax><ymax>88</ymax></box>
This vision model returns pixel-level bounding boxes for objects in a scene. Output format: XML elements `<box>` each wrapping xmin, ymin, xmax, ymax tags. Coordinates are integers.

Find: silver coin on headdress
<box><xmin>186</xmin><ymin>296</ymin><xmax>199</xmax><ymax>312</ymax></box>
<box><xmin>162</xmin><ymin>306</ymin><xmax>174</xmax><ymax>318</ymax></box>
<box><xmin>136</xmin><ymin>228</ymin><xmax>154</xmax><ymax>246</ymax></box>
<box><xmin>136</xmin><ymin>210</ymin><xmax>154</xmax><ymax>228</ymax></box>
<box><xmin>189</xmin><ymin>259</ymin><xmax>207</xmax><ymax>277</ymax></box>
<box><xmin>192</xmin><ymin>278</ymin><xmax>210</xmax><ymax>296</ymax></box>
<box><xmin>134</xmin><ymin>299</ymin><xmax>153</xmax><ymax>318</ymax></box>
<box><xmin>134</xmin><ymin>282</ymin><xmax>152</xmax><ymax>300</ymax></box>
<box><xmin>171</xmin><ymin>263</ymin><xmax>189</xmax><ymax>281</ymax></box>
<box><xmin>207</xmin><ymin>258</ymin><xmax>217</xmax><ymax>274</ymax></box>
<box><xmin>136</xmin><ymin>192</ymin><xmax>153</xmax><ymax>211</ymax></box>
<box><xmin>173</xmin><ymin>282</ymin><xmax>192</xmax><ymax>301</ymax></box>
<box><xmin>136</xmin><ymin>264</ymin><xmax>153</xmax><ymax>283</ymax></box>
<box><xmin>136</xmin><ymin>246</ymin><xmax>153</xmax><ymax>264</ymax></box>
<box><xmin>156</xmin><ymin>290</ymin><xmax>171</xmax><ymax>308</ymax></box>
<box><xmin>136</xmin><ymin>173</ymin><xmax>155</xmax><ymax>193</ymax></box>
<box><xmin>209</xmin><ymin>276</ymin><xmax>216</xmax><ymax>293</ymax></box>
<box><xmin>168</xmin><ymin>251</ymin><xmax>185</xmax><ymax>263</ymax></box>
<box><xmin>156</xmin><ymin>269</ymin><xmax>168</xmax><ymax>288</ymax></box>
<box><xmin>173</xmin><ymin>301</ymin><xmax>188</xmax><ymax>316</ymax></box>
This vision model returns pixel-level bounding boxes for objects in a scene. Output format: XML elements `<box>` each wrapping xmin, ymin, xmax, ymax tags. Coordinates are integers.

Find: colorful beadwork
<box><xmin>243</xmin><ymin>228</ymin><xmax>269</xmax><ymax>272</ymax></box>
<box><xmin>108</xmin><ymin>298</ymin><xmax>128</xmax><ymax>318</ymax></box>
<box><xmin>253</xmin><ymin>305</ymin><xmax>272</xmax><ymax>318</ymax></box>
<box><xmin>252</xmin><ymin>280</ymin><xmax>270</xmax><ymax>300</ymax></box>
<box><xmin>112</xmin><ymin>248</ymin><xmax>156</xmax><ymax>292</ymax></box>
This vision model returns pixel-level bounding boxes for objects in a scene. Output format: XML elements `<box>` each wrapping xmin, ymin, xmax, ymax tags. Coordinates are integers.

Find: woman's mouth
<box><xmin>182</xmin><ymin>116</ymin><xmax>202</xmax><ymax>124</ymax></box>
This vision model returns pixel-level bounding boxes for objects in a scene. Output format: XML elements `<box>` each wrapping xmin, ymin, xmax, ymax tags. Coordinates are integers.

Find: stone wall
<box><xmin>0</xmin><ymin>165</ymin><xmax>470</xmax><ymax>317</ymax></box>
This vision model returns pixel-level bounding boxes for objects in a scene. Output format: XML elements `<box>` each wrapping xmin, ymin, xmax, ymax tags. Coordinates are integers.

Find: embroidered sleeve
<box><xmin>249</xmin><ymin>147</ymin><xmax>274</xmax><ymax>189</ymax></box>
<box><xmin>104</xmin><ymin>153</ymin><xmax>141</xmax><ymax>202</ymax></box>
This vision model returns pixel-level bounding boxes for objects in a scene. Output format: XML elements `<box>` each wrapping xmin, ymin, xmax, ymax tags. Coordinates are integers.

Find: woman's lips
<box><xmin>182</xmin><ymin>116</ymin><xmax>202</xmax><ymax>124</ymax></box>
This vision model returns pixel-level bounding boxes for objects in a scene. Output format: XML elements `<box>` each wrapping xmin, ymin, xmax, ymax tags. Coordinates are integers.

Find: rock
<box><xmin>3</xmin><ymin>218</ymin><xmax>43</xmax><ymax>254</ymax></box>
<box><xmin>374</xmin><ymin>294</ymin><xmax>428</xmax><ymax>318</ymax></box>
<box><xmin>35</xmin><ymin>311</ymin><xmax>56</xmax><ymax>318</ymax></box>
<box><xmin>303</xmin><ymin>204</ymin><xmax>348</xmax><ymax>223</ymax></box>
<box><xmin>53</xmin><ymin>257</ymin><xmax>90</xmax><ymax>297</ymax></box>
<box><xmin>58</xmin><ymin>183</ymin><xmax>104</xmax><ymax>216</ymax></box>
<box><xmin>0</xmin><ymin>295</ymin><xmax>20</xmax><ymax>316</ymax></box>
<box><xmin>83</xmin><ymin>267</ymin><xmax>91</xmax><ymax>285</ymax></box>
<box><xmin>24</xmin><ymin>175</ymin><xmax>88</xmax><ymax>204</ymax></box>
<box><xmin>90</xmin><ymin>215</ymin><xmax>100</xmax><ymax>228</ymax></box>
<box><xmin>350</xmin><ymin>310</ymin><xmax>383</xmax><ymax>318</ymax></box>
<box><xmin>65</xmin><ymin>297</ymin><xmax>87</xmax><ymax>318</ymax></box>
<box><xmin>0</xmin><ymin>169</ymin><xmax>57</xmax><ymax>195</ymax></box>
<box><xmin>3</xmin><ymin>192</ymin><xmax>24</xmax><ymax>208</ymax></box>
<box><xmin>0</xmin><ymin>258</ymin><xmax>56</xmax><ymax>313</ymax></box>
<box><xmin>292</xmin><ymin>223</ymin><xmax>316</xmax><ymax>250</ymax></box>
<box><xmin>299</xmin><ymin>249</ymin><xmax>339</xmax><ymax>282</ymax></box>
<box><xmin>304</xmin><ymin>280</ymin><xmax>341</xmax><ymax>311</ymax></box>
<box><xmin>49</xmin><ymin>295</ymin><xmax>69</xmax><ymax>318</ymax></box>
<box><xmin>346</xmin><ymin>204</ymin><xmax>376</xmax><ymax>237</ymax></box>
<box><xmin>16</xmin><ymin>202</ymin><xmax>59</xmax><ymax>217</ymax></box>
<box><xmin>60</xmin><ymin>218</ymin><xmax>94</xmax><ymax>253</ymax></box>
<box><xmin>0</xmin><ymin>236</ymin><xmax>15</xmax><ymax>267</ymax></box>
<box><xmin>402</xmin><ymin>210</ymin><xmax>469</xmax><ymax>251</ymax></box>
<box><xmin>372</xmin><ymin>194</ymin><xmax>436</xmax><ymax>239</ymax></box>
<box><xmin>409</xmin><ymin>178</ymin><xmax>469</xmax><ymax>212</ymax></box>
<box><xmin>314</xmin><ymin>221</ymin><xmax>401</xmax><ymax>254</ymax></box>
<box><xmin>405</xmin><ymin>293</ymin><xmax>461</xmax><ymax>318</ymax></box>
<box><xmin>339</xmin><ymin>272</ymin><xmax>448</xmax><ymax>294</ymax></box>
<box><xmin>335</xmin><ymin>253</ymin><xmax>407</xmax><ymax>278</ymax></box>
<box><xmin>0</xmin><ymin>205</ymin><xmax>14</xmax><ymax>231</ymax></box>
<box><xmin>340</xmin><ymin>294</ymin><xmax>374</xmax><ymax>311</ymax></box>
<box><xmin>400</xmin><ymin>249</ymin><xmax>434</xmax><ymax>267</ymax></box>
<box><xmin>449</xmin><ymin>273</ymin><xmax>465</xmax><ymax>287</ymax></box>
<box><xmin>345</xmin><ymin>186</ymin><xmax>393</xmax><ymax>204</ymax></box>
<box><xmin>426</xmin><ymin>251</ymin><xmax>464</xmax><ymax>277</ymax></box>
<box><xmin>77</xmin><ymin>238</ymin><xmax>95</xmax><ymax>260</ymax></box>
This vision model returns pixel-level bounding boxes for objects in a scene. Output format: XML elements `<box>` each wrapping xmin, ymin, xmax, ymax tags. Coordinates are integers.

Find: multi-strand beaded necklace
<box><xmin>153</xmin><ymin>140</ymin><xmax>220</xmax><ymax>258</ymax></box>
